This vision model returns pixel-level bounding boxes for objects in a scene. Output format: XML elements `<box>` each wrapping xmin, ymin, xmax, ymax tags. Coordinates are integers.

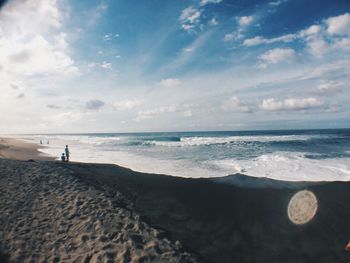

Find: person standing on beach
<box><xmin>65</xmin><ymin>145</ymin><xmax>70</xmax><ymax>162</ymax></box>
<box><xmin>61</xmin><ymin>153</ymin><xmax>66</xmax><ymax>162</ymax></box>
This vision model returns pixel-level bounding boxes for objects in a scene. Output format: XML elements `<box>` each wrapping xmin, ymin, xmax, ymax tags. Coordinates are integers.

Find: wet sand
<box><xmin>0</xmin><ymin>138</ymin><xmax>53</xmax><ymax>161</ymax></box>
<box><xmin>0</xmin><ymin>138</ymin><xmax>350</xmax><ymax>262</ymax></box>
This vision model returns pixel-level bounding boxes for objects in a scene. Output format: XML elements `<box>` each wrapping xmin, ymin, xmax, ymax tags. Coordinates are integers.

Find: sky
<box><xmin>0</xmin><ymin>0</ymin><xmax>349</xmax><ymax>133</ymax></box>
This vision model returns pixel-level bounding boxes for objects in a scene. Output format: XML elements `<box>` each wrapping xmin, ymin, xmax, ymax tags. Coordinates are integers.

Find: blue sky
<box><xmin>0</xmin><ymin>0</ymin><xmax>349</xmax><ymax>133</ymax></box>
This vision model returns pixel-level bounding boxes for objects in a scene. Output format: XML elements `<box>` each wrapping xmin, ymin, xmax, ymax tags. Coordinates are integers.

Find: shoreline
<box><xmin>0</xmin><ymin>138</ymin><xmax>54</xmax><ymax>161</ymax></box>
<box><xmin>8</xmin><ymin>131</ymin><xmax>350</xmax><ymax>182</ymax></box>
<box><xmin>1</xmin><ymin>139</ymin><xmax>350</xmax><ymax>262</ymax></box>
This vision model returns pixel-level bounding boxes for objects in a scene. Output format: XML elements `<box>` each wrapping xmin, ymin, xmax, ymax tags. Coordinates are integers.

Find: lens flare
<box><xmin>288</xmin><ymin>190</ymin><xmax>318</xmax><ymax>225</ymax></box>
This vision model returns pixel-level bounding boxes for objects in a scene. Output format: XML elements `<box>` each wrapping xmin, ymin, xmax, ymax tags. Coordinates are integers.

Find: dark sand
<box><xmin>70</xmin><ymin>163</ymin><xmax>350</xmax><ymax>263</ymax></box>
<box><xmin>1</xmin><ymin>138</ymin><xmax>350</xmax><ymax>262</ymax></box>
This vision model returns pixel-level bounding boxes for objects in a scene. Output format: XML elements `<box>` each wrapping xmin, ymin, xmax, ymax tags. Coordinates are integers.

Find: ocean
<box><xmin>19</xmin><ymin>129</ymin><xmax>350</xmax><ymax>181</ymax></box>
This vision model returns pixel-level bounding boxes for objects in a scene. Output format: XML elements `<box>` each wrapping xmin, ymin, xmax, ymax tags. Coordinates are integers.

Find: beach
<box><xmin>2</xmin><ymin>0</ymin><xmax>350</xmax><ymax>261</ymax></box>
<box><xmin>1</xmin><ymin>138</ymin><xmax>350</xmax><ymax>262</ymax></box>
<box><xmin>0</xmin><ymin>138</ymin><xmax>54</xmax><ymax>161</ymax></box>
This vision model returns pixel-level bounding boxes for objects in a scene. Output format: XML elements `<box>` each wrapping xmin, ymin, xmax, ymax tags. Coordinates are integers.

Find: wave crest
<box><xmin>143</xmin><ymin>135</ymin><xmax>321</xmax><ymax>147</ymax></box>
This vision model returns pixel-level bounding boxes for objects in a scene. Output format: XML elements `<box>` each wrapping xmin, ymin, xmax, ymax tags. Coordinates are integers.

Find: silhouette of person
<box><xmin>61</xmin><ymin>153</ymin><xmax>66</xmax><ymax>162</ymax></box>
<box><xmin>65</xmin><ymin>145</ymin><xmax>70</xmax><ymax>162</ymax></box>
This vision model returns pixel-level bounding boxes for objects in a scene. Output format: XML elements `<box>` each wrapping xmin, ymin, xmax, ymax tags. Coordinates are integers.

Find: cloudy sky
<box><xmin>0</xmin><ymin>0</ymin><xmax>349</xmax><ymax>133</ymax></box>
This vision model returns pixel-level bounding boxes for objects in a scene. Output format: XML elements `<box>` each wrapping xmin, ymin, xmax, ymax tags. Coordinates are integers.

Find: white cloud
<box><xmin>243</xmin><ymin>33</ymin><xmax>299</xmax><ymax>47</ymax></box>
<box><xmin>136</xmin><ymin>104</ymin><xmax>196</xmax><ymax>121</ymax></box>
<box><xmin>243</xmin><ymin>13</ymin><xmax>350</xmax><ymax>59</ymax></box>
<box><xmin>326</xmin><ymin>13</ymin><xmax>350</xmax><ymax>36</ymax></box>
<box><xmin>259</xmin><ymin>48</ymin><xmax>296</xmax><ymax>67</ymax></box>
<box><xmin>221</xmin><ymin>97</ymin><xmax>251</xmax><ymax>113</ymax></box>
<box><xmin>0</xmin><ymin>0</ymin><xmax>81</xmax><ymax>133</ymax></box>
<box><xmin>41</xmin><ymin>111</ymin><xmax>85</xmax><ymax>129</ymax></box>
<box><xmin>243</xmin><ymin>34</ymin><xmax>295</xmax><ymax>46</ymax></box>
<box><xmin>0</xmin><ymin>0</ymin><xmax>62</xmax><ymax>35</ymax></box>
<box><xmin>259</xmin><ymin>97</ymin><xmax>323</xmax><ymax>111</ymax></box>
<box><xmin>299</xmin><ymin>25</ymin><xmax>322</xmax><ymax>37</ymax></box>
<box><xmin>200</xmin><ymin>0</ymin><xmax>223</xmax><ymax>6</ymax></box>
<box><xmin>299</xmin><ymin>25</ymin><xmax>328</xmax><ymax>58</ymax></box>
<box><xmin>179</xmin><ymin>6</ymin><xmax>202</xmax><ymax>32</ymax></box>
<box><xmin>100</xmin><ymin>61</ymin><xmax>112</xmax><ymax>69</ymax></box>
<box><xmin>224</xmin><ymin>32</ymin><xmax>243</xmax><ymax>42</ymax></box>
<box><xmin>268</xmin><ymin>0</ymin><xmax>288</xmax><ymax>6</ymax></box>
<box><xmin>103</xmin><ymin>33</ymin><xmax>119</xmax><ymax>41</ymax></box>
<box><xmin>88</xmin><ymin>62</ymin><xmax>96</xmax><ymax>68</ymax></box>
<box><xmin>242</xmin><ymin>36</ymin><xmax>264</xmax><ymax>46</ymax></box>
<box><xmin>0</xmin><ymin>0</ymin><xmax>78</xmax><ymax>78</ymax></box>
<box><xmin>1</xmin><ymin>35</ymin><xmax>77</xmax><ymax>76</ymax></box>
<box><xmin>179</xmin><ymin>3</ymin><xmax>223</xmax><ymax>32</ymax></box>
<box><xmin>224</xmin><ymin>16</ymin><xmax>253</xmax><ymax>42</ymax></box>
<box><xmin>136</xmin><ymin>105</ymin><xmax>178</xmax><ymax>121</ymax></box>
<box><xmin>238</xmin><ymin>16</ymin><xmax>253</xmax><ymax>27</ymax></box>
<box><xmin>113</xmin><ymin>99</ymin><xmax>143</xmax><ymax>111</ymax></box>
<box><xmin>183</xmin><ymin>110</ymin><xmax>193</xmax><ymax>117</ymax></box>
<box><xmin>179</xmin><ymin>6</ymin><xmax>201</xmax><ymax>24</ymax></box>
<box><xmin>181</xmin><ymin>24</ymin><xmax>196</xmax><ymax>32</ymax></box>
<box><xmin>103</xmin><ymin>34</ymin><xmax>112</xmax><ymax>41</ymax></box>
<box><xmin>313</xmin><ymin>81</ymin><xmax>344</xmax><ymax>96</ymax></box>
<box><xmin>159</xmin><ymin>78</ymin><xmax>182</xmax><ymax>87</ymax></box>
<box><xmin>183</xmin><ymin>47</ymin><xmax>194</xmax><ymax>52</ymax></box>
<box><xmin>209</xmin><ymin>18</ymin><xmax>219</xmax><ymax>26</ymax></box>
<box><xmin>298</xmin><ymin>60</ymin><xmax>350</xmax><ymax>81</ymax></box>
<box><xmin>306</xmin><ymin>36</ymin><xmax>328</xmax><ymax>58</ymax></box>
<box><xmin>334</xmin><ymin>37</ymin><xmax>350</xmax><ymax>50</ymax></box>
<box><xmin>89</xmin><ymin>61</ymin><xmax>113</xmax><ymax>69</ymax></box>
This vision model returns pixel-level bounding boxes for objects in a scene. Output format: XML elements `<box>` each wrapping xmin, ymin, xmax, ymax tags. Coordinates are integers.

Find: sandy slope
<box><xmin>0</xmin><ymin>159</ymin><xmax>198</xmax><ymax>262</ymax></box>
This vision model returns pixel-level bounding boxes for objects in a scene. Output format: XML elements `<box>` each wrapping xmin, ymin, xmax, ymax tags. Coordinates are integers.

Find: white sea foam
<box><xmin>36</xmin><ymin>138</ymin><xmax>218</xmax><ymax>178</ymax></box>
<box><xmin>144</xmin><ymin>134</ymin><xmax>326</xmax><ymax>147</ymax></box>
<box><xmin>213</xmin><ymin>152</ymin><xmax>350</xmax><ymax>181</ymax></box>
<box><xmin>12</xmin><ymin>134</ymin><xmax>350</xmax><ymax>182</ymax></box>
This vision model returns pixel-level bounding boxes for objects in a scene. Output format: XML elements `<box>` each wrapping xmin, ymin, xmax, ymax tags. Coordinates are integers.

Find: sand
<box><xmin>1</xmin><ymin>138</ymin><xmax>350</xmax><ymax>262</ymax></box>
<box><xmin>0</xmin><ymin>139</ymin><xmax>198</xmax><ymax>262</ymax></box>
<box><xmin>0</xmin><ymin>138</ymin><xmax>53</xmax><ymax>161</ymax></box>
<box><xmin>69</xmin><ymin>164</ymin><xmax>350</xmax><ymax>263</ymax></box>
<box><xmin>0</xmin><ymin>159</ymin><xmax>198</xmax><ymax>262</ymax></box>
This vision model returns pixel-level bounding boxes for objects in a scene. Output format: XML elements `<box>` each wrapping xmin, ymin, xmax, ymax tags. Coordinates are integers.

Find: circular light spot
<box><xmin>288</xmin><ymin>190</ymin><xmax>318</xmax><ymax>225</ymax></box>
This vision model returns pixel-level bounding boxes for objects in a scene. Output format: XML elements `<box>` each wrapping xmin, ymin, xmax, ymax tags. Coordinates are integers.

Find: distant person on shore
<box><xmin>47</xmin><ymin>140</ymin><xmax>49</xmax><ymax>145</ymax></box>
<box><xmin>40</xmin><ymin>140</ymin><xmax>42</xmax><ymax>144</ymax></box>
<box><xmin>65</xmin><ymin>145</ymin><xmax>70</xmax><ymax>162</ymax></box>
<box><xmin>61</xmin><ymin>153</ymin><xmax>66</xmax><ymax>162</ymax></box>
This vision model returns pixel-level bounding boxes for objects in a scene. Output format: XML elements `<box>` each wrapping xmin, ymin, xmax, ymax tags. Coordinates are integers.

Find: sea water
<box><xmin>19</xmin><ymin>129</ymin><xmax>350</xmax><ymax>181</ymax></box>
